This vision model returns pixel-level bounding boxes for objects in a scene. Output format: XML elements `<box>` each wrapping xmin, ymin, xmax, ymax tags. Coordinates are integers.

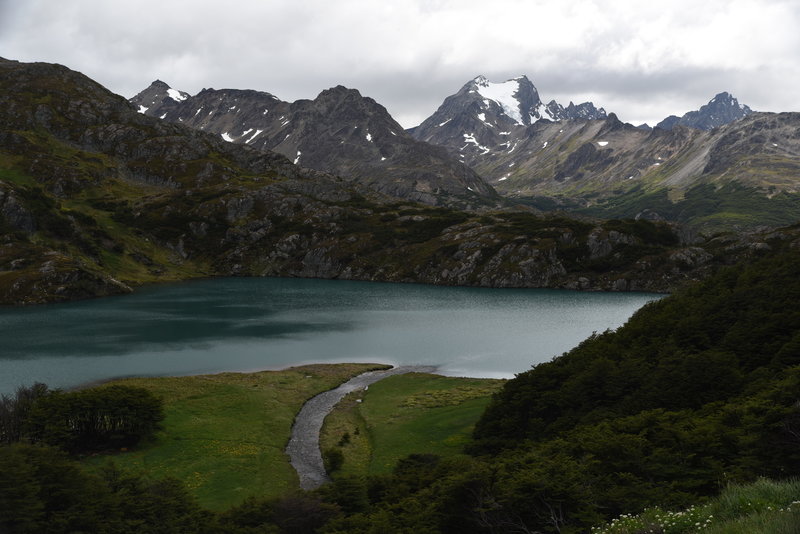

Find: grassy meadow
<box><xmin>83</xmin><ymin>363</ymin><xmax>389</xmax><ymax>510</ymax></box>
<box><xmin>319</xmin><ymin>373</ymin><xmax>505</xmax><ymax>477</ymax></box>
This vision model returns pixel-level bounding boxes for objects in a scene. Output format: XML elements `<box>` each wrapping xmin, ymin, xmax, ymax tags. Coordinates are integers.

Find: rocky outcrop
<box><xmin>0</xmin><ymin>185</ymin><xmax>36</xmax><ymax>234</ymax></box>
<box><xmin>0</xmin><ymin>244</ymin><xmax>131</xmax><ymax>305</ymax></box>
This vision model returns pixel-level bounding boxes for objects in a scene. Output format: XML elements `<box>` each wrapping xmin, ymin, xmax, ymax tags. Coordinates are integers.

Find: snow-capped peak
<box><xmin>473</xmin><ymin>77</ymin><xmax>526</xmax><ymax>124</ymax></box>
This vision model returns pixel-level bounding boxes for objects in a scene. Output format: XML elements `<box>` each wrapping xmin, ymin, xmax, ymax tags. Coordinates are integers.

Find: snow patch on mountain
<box><xmin>532</xmin><ymin>102</ymin><xmax>553</xmax><ymax>123</ymax></box>
<box><xmin>245</xmin><ymin>129</ymin><xmax>263</xmax><ymax>143</ymax></box>
<box><xmin>463</xmin><ymin>133</ymin><xmax>491</xmax><ymax>155</ymax></box>
<box><xmin>474</xmin><ymin>77</ymin><xmax>525</xmax><ymax>124</ymax></box>
<box><xmin>167</xmin><ymin>88</ymin><xmax>187</xmax><ymax>102</ymax></box>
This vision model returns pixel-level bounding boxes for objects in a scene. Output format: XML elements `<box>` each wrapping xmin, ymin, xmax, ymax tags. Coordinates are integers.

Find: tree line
<box><xmin>0</xmin><ymin>383</ymin><xmax>163</xmax><ymax>453</ymax></box>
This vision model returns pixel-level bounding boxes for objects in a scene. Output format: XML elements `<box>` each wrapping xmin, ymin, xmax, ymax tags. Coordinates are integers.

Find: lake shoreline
<box><xmin>0</xmin><ymin>277</ymin><xmax>660</xmax><ymax>395</ymax></box>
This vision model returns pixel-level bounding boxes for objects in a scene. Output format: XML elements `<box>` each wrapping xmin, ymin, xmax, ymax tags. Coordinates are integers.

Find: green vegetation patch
<box><xmin>493</xmin><ymin>211</ymin><xmax>594</xmax><ymax>238</ymax></box>
<box><xmin>602</xmin><ymin>218</ymin><xmax>679</xmax><ymax>246</ymax></box>
<box><xmin>577</xmin><ymin>182</ymin><xmax>800</xmax><ymax>233</ymax></box>
<box><xmin>320</xmin><ymin>373</ymin><xmax>504</xmax><ymax>477</ymax></box>
<box><xmin>83</xmin><ymin>363</ymin><xmax>388</xmax><ymax>510</ymax></box>
<box><xmin>594</xmin><ymin>478</ymin><xmax>800</xmax><ymax>534</ymax></box>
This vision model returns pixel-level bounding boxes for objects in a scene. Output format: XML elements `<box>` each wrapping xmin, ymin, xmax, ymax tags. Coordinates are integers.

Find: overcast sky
<box><xmin>1</xmin><ymin>0</ymin><xmax>798</xmax><ymax>128</ymax></box>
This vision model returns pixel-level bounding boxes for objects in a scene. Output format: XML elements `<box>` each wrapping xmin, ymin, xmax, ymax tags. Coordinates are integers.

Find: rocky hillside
<box><xmin>431</xmin><ymin>110</ymin><xmax>800</xmax><ymax>232</ymax></box>
<box><xmin>410</xmin><ymin>79</ymin><xmax>794</xmax><ymax>232</ymax></box>
<box><xmin>0</xmin><ymin>58</ymin><xmax>788</xmax><ymax>305</ymax></box>
<box><xmin>131</xmin><ymin>81</ymin><xmax>497</xmax><ymax>209</ymax></box>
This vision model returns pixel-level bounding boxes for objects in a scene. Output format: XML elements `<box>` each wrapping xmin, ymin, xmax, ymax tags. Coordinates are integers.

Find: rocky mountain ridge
<box><xmin>2</xmin><ymin>57</ymin><xmax>785</xmax><ymax>305</ymax></box>
<box><xmin>470</xmin><ymin>109</ymin><xmax>800</xmax><ymax>230</ymax></box>
<box><xmin>130</xmin><ymin>81</ymin><xmax>497</xmax><ymax>209</ymax></box>
<box><xmin>132</xmin><ymin>73</ymin><xmax>797</xmax><ymax>232</ymax></box>
<box><xmin>409</xmin><ymin>75</ymin><xmax>606</xmax><ymax>168</ymax></box>
<box><xmin>654</xmin><ymin>92</ymin><xmax>753</xmax><ymax>130</ymax></box>
<box><xmin>405</xmin><ymin>77</ymin><xmax>794</xmax><ymax>232</ymax></box>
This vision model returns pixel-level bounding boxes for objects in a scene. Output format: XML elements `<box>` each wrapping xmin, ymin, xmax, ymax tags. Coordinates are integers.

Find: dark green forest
<box><xmin>2</xmin><ymin>246</ymin><xmax>799</xmax><ymax>533</ymax></box>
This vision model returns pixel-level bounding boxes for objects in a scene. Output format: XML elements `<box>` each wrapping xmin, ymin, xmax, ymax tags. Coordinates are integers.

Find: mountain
<box><xmin>4</xmin><ymin>57</ymin><xmax>773</xmax><ymax>305</ymax></box>
<box><xmin>409</xmin><ymin>79</ymin><xmax>789</xmax><ymax>232</ymax></box>
<box><xmin>130</xmin><ymin>81</ymin><xmax>497</xmax><ymax>209</ymax></box>
<box><xmin>655</xmin><ymin>92</ymin><xmax>753</xmax><ymax>130</ymax></box>
<box><xmin>475</xmin><ymin>110</ymin><xmax>800</xmax><ymax>231</ymax></box>
<box><xmin>412</xmin><ymin>84</ymin><xmax>799</xmax><ymax>232</ymax></box>
<box><xmin>135</xmin><ymin>76</ymin><xmax>789</xmax><ymax>233</ymax></box>
<box><xmin>132</xmin><ymin>79</ymin><xmax>191</xmax><ymax>117</ymax></box>
<box><xmin>409</xmin><ymin>75</ymin><xmax>606</xmax><ymax>168</ymax></box>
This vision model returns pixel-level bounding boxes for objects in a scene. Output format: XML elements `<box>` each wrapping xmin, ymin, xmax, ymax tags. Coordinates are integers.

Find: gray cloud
<box><xmin>1</xmin><ymin>0</ymin><xmax>798</xmax><ymax>128</ymax></box>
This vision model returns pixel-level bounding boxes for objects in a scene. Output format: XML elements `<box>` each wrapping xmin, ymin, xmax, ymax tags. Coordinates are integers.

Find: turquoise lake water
<box><xmin>0</xmin><ymin>277</ymin><xmax>661</xmax><ymax>394</ymax></box>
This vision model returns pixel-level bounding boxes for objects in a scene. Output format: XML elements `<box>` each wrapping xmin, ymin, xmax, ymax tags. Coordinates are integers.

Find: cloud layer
<box><xmin>1</xmin><ymin>0</ymin><xmax>798</xmax><ymax>127</ymax></box>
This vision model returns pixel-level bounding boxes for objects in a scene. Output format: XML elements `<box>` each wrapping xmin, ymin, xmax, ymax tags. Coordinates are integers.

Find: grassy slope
<box><xmin>594</xmin><ymin>478</ymin><xmax>800</xmax><ymax>534</ymax></box>
<box><xmin>83</xmin><ymin>363</ymin><xmax>388</xmax><ymax>510</ymax></box>
<box><xmin>0</xmin><ymin>159</ymin><xmax>210</xmax><ymax>294</ymax></box>
<box><xmin>320</xmin><ymin>373</ymin><xmax>504</xmax><ymax>477</ymax></box>
<box><xmin>576</xmin><ymin>181</ymin><xmax>800</xmax><ymax>233</ymax></box>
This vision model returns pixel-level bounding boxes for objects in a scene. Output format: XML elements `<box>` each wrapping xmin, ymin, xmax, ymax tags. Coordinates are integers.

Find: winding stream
<box><xmin>286</xmin><ymin>365</ymin><xmax>438</xmax><ymax>490</ymax></box>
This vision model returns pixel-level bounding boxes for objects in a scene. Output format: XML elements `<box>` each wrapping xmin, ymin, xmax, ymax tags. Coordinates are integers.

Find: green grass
<box><xmin>320</xmin><ymin>373</ymin><xmax>504</xmax><ymax>476</ymax></box>
<box><xmin>592</xmin><ymin>478</ymin><xmax>800</xmax><ymax>533</ymax></box>
<box><xmin>82</xmin><ymin>363</ymin><xmax>389</xmax><ymax>510</ymax></box>
<box><xmin>0</xmin><ymin>160</ymin><xmax>38</xmax><ymax>187</ymax></box>
<box><xmin>577</xmin><ymin>181</ymin><xmax>800</xmax><ymax>233</ymax></box>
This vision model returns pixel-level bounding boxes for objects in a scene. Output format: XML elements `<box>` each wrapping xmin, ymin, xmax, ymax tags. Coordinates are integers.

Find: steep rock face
<box><xmin>410</xmin><ymin>75</ymin><xmax>606</xmax><ymax>169</ymax></box>
<box><xmin>655</xmin><ymin>92</ymin><xmax>753</xmax><ymax>131</ymax></box>
<box><xmin>130</xmin><ymin>81</ymin><xmax>497</xmax><ymax>209</ymax></box>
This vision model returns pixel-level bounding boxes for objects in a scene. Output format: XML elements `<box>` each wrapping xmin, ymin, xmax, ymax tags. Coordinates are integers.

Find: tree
<box><xmin>0</xmin><ymin>383</ymin><xmax>49</xmax><ymax>444</ymax></box>
<box><xmin>27</xmin><ymin>385</ymin><xmax>164</xmax><ymax>453</ymax></box>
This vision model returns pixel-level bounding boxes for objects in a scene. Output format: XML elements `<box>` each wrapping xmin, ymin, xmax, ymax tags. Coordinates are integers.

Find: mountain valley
<box><xmin>8</xmin><ymin>58</ymin><xmax>783</xmax><ymax>305</ymax></box>
<box><xmin>2</xmin><ymin>55</ymin><xmax>800</xmax><ymax>534</ymax></box>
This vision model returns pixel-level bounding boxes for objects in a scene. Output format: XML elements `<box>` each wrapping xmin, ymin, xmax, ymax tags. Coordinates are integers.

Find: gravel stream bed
<box><xmin>286</xmin><ymin>365</ymin><xmax>438</xmax><ymax>490</ymax></box>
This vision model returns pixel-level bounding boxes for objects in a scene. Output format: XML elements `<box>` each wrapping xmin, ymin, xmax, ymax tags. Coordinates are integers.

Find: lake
<box><xmin>0</xmin><ymin>277</ymin><xmax>661</xmax><ymax>394</ymax></box>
